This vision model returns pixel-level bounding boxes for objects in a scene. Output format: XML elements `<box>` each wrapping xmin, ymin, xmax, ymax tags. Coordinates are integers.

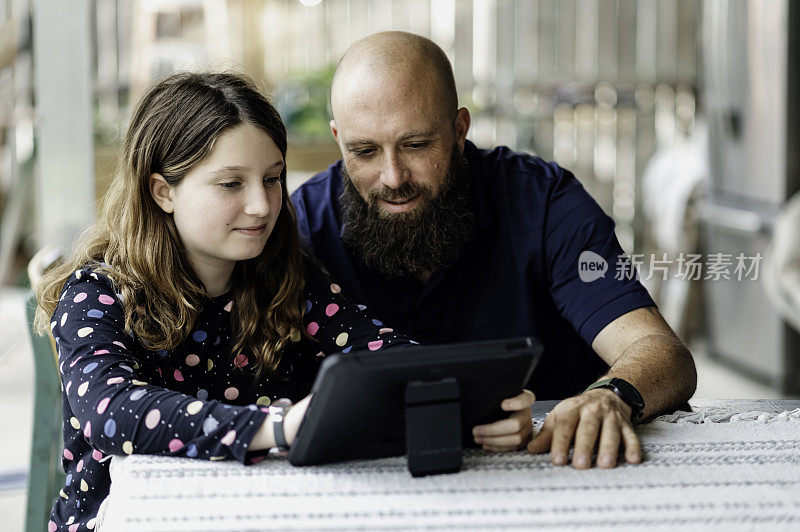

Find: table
<box><xmin>97</xmin><ymin>399</ymin><xmax>800</xmax><ymax>531</ymax></box>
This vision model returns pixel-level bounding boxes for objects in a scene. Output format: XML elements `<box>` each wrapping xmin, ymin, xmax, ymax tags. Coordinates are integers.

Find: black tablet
<box><xmin>287</xmin><ymin>337</ymin><xmax>542</xmax><ymax>474</ymax></box>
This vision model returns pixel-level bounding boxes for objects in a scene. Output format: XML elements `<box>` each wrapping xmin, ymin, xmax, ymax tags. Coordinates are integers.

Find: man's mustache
<box><xmin>368</xmin><ymin>182</ymin><xmax>430</xmax><ymax>203</ymax></box>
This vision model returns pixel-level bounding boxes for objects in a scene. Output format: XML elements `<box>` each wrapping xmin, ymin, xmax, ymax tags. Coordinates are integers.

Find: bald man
<box><xmin>291</xmin><ymin>31</ymin><xmax>696</xmax><ymax>469</ymax></box>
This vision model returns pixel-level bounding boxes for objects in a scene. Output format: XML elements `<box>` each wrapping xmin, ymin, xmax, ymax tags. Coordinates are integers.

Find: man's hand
<box><xmin>526</xmin><ymin>389</ymin><xmax>641</xmax><ymax>468</ymax></box>
<box><xmin>471</xmin><ymin>389</ymin><xmax>536</xmax><ymax>451</ymax></box>
<box><xmin>524</xmin><ymin>305</ymin><xmax>697</xmax><ymax>469</ymax></box>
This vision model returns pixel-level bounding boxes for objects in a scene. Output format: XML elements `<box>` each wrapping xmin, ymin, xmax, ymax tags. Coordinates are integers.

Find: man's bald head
<box><xmin>331</xmin><ymin>31</ymin><xmax>458</xmax><ymax>124</ymax></box>
<box><xmin>328</xmin><ymin>33</ymin><xmax>473</xmax><ymax>280</ymax></box>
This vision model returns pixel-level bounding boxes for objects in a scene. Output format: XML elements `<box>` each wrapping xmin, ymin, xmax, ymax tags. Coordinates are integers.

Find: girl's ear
<box><xmin>149</xmin><ymin>173</ymin><xmax>175</xmax><ymax>213</ymax></box>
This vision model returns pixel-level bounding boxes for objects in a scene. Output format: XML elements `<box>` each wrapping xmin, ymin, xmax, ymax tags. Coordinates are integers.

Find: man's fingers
<box><xmin>571</xmin><ymin>404</ymin><xmax>602</xmax><ymax>469</ymax></box>
<box><xmin>501</xmin><ymin>389</ymin><xmax>536</xmax><ymax>411</ymax></box>
<box><xmin>472</xmin><ymin>397</ymin><xmax>535</xmax><ymax>450</ymax></box>
<box><xmin>475</xmin><ymin>410</ymin><xmax>532</xmax><ymax>445</ymax></box>
<box><xmin>596</xmin><ymin>414</ymin><xmax>622</xmax><ymax>468</ymax></box>
<box><xmin>476</xmin><ymin>431</ymin><xmax>531</xmax><ymax>448</ymax></box>
<box><xmin>473</xmin><ymin>409</ymin><xmax>530</xmax><ymax>437</ymax></box>
<box><xmin>482</xmin><ymin>442</ymin><xmax>525</xmax><ymax>452</ymax></box>
<box><xmin>621</xmin><ymin>423</ymin><xmax>642</xmax><ymax>463</ymax></box>
<box><xmin>527</xmin><ymin>417</ymin><xmax>552</xmax><ymax>454</ymax></box>
<box><xmin>473</xmin><ymin>419</ymin><xmax>533</xmax><ymax>443</ymax></box>
<box><xmin>548</xmin><ymin>410</ymin><xmax>579</xmax><ymax>465</ymax></box>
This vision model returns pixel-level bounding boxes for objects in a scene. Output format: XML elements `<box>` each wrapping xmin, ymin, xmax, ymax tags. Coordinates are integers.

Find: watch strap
<box><xmin>269</xmin><ymin>398</ymin><xmax>293</xmax><ymax>451</ymax></box>
<box><xmin>273</xmin><ymin>416</ymin><xmax>288</xmax><ymax>451</ymax></box>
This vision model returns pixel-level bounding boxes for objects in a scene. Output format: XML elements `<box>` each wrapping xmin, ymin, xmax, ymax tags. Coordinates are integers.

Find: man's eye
<box><xmin>354</xmin><ymin>148</ymin><xmax>376</xmax><ymax>158</ymax></box>
<box><xmin>407</xmin><ymin>142</ymin><xmax>428</xmax><ymax>149</ymax></box>
<box><xmin>220</xmin><ymin>182</ymin><xmax>240</xmax><ymax>189</ymax></box>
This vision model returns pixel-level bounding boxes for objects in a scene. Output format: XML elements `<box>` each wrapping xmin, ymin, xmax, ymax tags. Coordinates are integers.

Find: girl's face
<box><xmin>155</xmin><ymin>123</ymin><xmax>284</xmax><ymax>280</ymax></box>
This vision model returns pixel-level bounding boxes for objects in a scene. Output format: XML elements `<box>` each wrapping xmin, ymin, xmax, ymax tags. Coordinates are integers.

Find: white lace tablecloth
<box><xmin>97</xmin><ymin>399</ymin><xmax>800</xmax><ymax>531</ymax></box>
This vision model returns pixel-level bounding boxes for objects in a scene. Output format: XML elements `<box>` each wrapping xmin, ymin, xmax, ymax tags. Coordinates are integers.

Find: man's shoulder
<box><xmin>291</xmin><ymin>161</ymin><xmax>342</xmax><ymax>203</ymax></box>
<box><xmin>468</xmin><ymin>143</ymin><xmax>575</xmax><ymax>212</ymax></box>
<box><xmin>290</xmin><ymin>161</ymin><xmax>345</xmax><ymax>236</ymax></box>
<box><xmin>468</xmin><ymin>142</ymin><xmax>603</xmax><ymax>230</ymax></box>
<box><xmin>469</xmin><ymin>142</ymin><xmax>565</xmax><ymax>188</ymax></box>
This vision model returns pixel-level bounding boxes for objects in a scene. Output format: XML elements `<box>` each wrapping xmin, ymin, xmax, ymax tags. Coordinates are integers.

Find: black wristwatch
<box><xmin>268</xmin><ymin>398</ymin><xmax>293</xmax><ymax>451</ymax></box>
<box><xmin>585</xmin><ymin>377</ymin><xmax>645</xmax><ymax>424</ymax></box>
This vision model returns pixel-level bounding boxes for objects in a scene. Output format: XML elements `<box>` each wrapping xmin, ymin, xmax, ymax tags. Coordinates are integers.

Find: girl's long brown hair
<box><xmin>35</xmin><ymin>72</ymin><xmax>306</xmax><ymax>374</ymax></box>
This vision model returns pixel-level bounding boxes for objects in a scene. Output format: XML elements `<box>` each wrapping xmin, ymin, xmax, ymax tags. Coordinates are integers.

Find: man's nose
<box><xmin>379</xmin><ymin>152</ymin><xmax>410</xmax><ymax>190</ymax></box>
<box><xmin>243</xmin><ymin>184</ymin><xmax>271</xmax><ymax>217</ymax></box>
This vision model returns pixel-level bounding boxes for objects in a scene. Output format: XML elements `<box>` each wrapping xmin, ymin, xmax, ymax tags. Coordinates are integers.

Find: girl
<box><xmin>34</xmin><ymin>72</ymin><xmax>412</xmax><ymax>530</ymax></box>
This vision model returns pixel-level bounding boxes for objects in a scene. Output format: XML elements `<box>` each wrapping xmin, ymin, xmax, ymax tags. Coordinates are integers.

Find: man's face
<box><xmin>330</xmin><ymin>71</ymin><xmax>469</xmax><ymax>217</ymax></box>
<box><xmin>339</xmin><ymin>142</ymin><xmax>475</xmax><ymax>279</ymax></box>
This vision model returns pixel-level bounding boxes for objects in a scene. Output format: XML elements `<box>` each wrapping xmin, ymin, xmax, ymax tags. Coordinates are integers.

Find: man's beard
<box><xmin>340</xmin><ymin>146</ymin><xmax>476</xmax><ymax>279</ymax></box>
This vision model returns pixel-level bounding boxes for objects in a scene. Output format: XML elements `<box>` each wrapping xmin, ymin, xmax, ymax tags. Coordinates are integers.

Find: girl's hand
<box><xmin>283</xmin><ymin>394</ymin><xmax>312</xmax><ymax>446</ymax></box>
<box><xmin>250</xmin><ymin>394</ymin><xmax>312</xmax><ymax>450</ymax></box>
<box><xmin>471</xmin><ymin>389</ymin><xmax>536</xmax><ymax>451</ymax></box>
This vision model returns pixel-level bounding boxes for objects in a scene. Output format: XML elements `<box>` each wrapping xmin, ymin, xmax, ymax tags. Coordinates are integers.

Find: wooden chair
<box><xmin>24</xmin><ymin>247</ymin><xmax>64</xmax><ymax>532</ymax></box>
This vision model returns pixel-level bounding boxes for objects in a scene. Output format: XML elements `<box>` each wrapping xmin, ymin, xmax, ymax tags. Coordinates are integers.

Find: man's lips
<box><xmin>383</xmin><ymin>196</ymin><xmax>416</xmax><ymax>204</ymax></box>
<box><xmin>379</xmin><ymin>194</ymin><xmax>421</xmax><ymax>213</ymax></box>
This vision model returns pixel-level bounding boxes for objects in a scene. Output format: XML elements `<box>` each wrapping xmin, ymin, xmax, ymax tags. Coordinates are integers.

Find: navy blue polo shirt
<box><xmin>291</xmin><ymin>141</ymin><xmax>655</xmax><ymax>399</ymax></box>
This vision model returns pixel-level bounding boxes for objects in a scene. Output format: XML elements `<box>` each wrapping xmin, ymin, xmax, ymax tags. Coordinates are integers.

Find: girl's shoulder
<box><xmin>59</xmin><ymin>263</ymin><xmax>121</xmax><ymax>302</ymax></box>
<box><xmin>52</xmin><ymin>264</ymin><xmax>128</xmax><ymax>344</ymax></box>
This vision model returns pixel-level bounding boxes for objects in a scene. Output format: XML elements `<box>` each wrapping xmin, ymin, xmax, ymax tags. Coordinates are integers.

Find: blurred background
<box><xmin>0</xmin><ymin>0</ymin><xmax>798</xmax><ymax>529</ymax></box>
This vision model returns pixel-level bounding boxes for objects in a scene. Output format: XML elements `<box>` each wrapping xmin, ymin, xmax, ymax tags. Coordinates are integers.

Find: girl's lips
<box><xmin>234</xmin><ymin>224</ymin><xmax>267</xmax><ymax>235</ymax></box>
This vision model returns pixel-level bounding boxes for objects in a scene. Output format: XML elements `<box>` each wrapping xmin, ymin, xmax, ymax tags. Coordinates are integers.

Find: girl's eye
<box><xmin>265</xmin><ymin>176</ymin><xmax>281</xmax><ymax>186</ymax></box>
<box><xmin>220</xmin><ymin>182</ymin><xmax>240</xmax><ymax>189</ymax></box>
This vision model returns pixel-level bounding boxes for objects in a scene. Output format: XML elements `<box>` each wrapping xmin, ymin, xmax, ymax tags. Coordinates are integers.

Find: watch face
<box><xmin>269</xmin><ymin>398</ymin><xmax>293</xmax><ymax>420</ymax></box>
<box><xmin>272</xmin><ymin>398</ymin><xmax>293</xmax><ymax>409</ymax></box>
<box><xmin>608</xmin><ymin>379</ymin><xmax>645</xmax><ymax>423</ymax></box>
<box><xmin>612</xmin><ymin>379</ymin><xmax>644</xmax><ymax>409</ymax></box>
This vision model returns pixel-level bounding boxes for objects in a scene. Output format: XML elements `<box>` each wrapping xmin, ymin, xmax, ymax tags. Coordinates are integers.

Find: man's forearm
<box><xmin>600</xmin><ymin>333</ymin><xmax>697</xmax><ymax>420</ymax></box>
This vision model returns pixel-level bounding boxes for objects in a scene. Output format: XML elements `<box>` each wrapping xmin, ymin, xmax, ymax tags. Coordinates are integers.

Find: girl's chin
<box><xmin>237</xmin><ymin>244</ymin><xmax>270</xmax><ymax>262</ymax></box>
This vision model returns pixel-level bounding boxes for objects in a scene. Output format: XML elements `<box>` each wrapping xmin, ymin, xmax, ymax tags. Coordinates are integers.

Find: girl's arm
<box><xmin>53</xmin><ymin>269</ymin><xmax>269</xmax><ymax>463</ymax></box>
<box><xmin>298</xmin><ymin>259</ymin><xmax>417</xmax><ymax>360</ymax></box>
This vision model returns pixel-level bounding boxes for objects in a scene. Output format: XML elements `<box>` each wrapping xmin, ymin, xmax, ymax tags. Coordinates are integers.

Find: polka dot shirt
<box><xmin>47</xmin><ymin>260</ymin><xmax>412</xmax><ymax>531</ymax></box>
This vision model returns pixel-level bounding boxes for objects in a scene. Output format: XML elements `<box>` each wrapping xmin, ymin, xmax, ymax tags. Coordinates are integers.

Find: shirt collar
<box><xmin>463</xmin><ymin>140</ymin><xmax>495</xmax><ymax>230</ymax></box>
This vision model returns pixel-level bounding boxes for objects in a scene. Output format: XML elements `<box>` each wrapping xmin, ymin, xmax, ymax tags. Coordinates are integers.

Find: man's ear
<box><xmin>454</xmin><ymin>107</ymin><xmax>471</xmax><ymax>153</ymax></box>
<box><xmin>330</xmin><ymin>120</ymin><xmax>340</xmax><ymax>144</ymax></box>
<box><xmin>149</xmin><ymin>173</ymin><xmax>175</xmax><ymax>214</ymax></box>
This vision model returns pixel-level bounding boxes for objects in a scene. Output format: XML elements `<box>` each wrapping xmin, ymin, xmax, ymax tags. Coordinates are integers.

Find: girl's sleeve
<box><xmin>300</xmin><ymin>259</ymin><xmax>417</xmax><ymax>358</ymax></box>
<box><xmin>52</xmin><ymin>269</ymin><xmax>269</xmax><ymax>464</ymax></box>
